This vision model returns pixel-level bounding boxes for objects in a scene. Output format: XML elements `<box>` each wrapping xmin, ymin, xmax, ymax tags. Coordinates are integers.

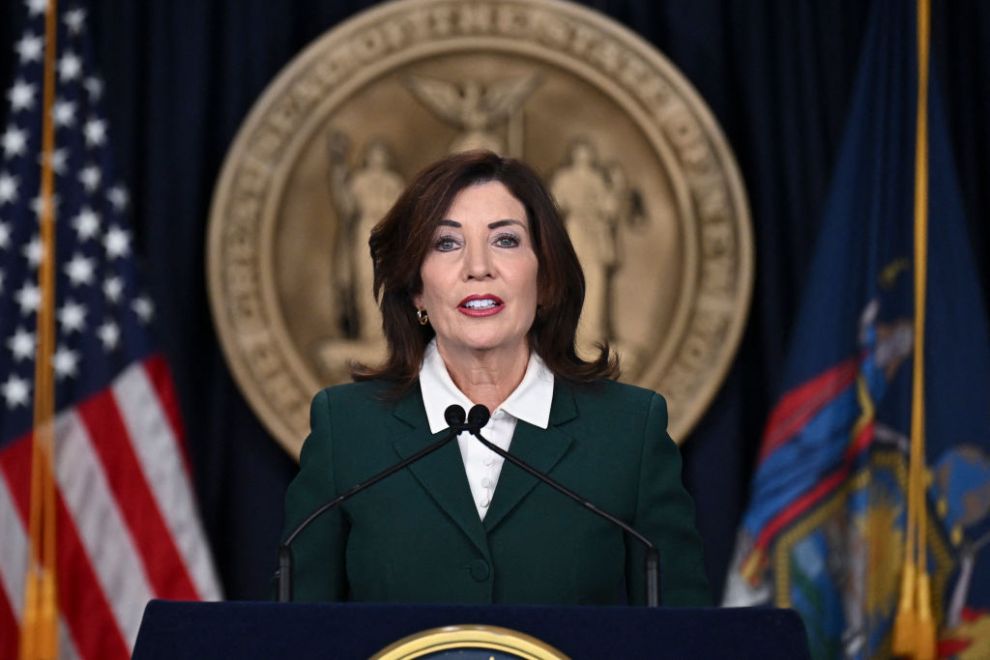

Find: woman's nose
<box><xmin>463</xmin><ymin>241</ymin><xmax>494</xmax><ymax>280</ymax></box>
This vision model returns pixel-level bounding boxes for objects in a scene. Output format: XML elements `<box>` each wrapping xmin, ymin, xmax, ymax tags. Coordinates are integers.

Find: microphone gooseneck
<box><xmin>276</xmin><ymin>404</ymin><xmax>468</xmax><ymax>602</ymax></box>
<box><xmin>466</xmin><ymin>404</ymin><xmax>663</xmax><ymax>607</ymax></box>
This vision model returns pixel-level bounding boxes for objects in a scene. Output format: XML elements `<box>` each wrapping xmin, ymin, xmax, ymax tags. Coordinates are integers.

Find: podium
<box><xmin>132</xmin><ymin>600</ymin><xmax>809</xmax><ymax>659</ymax></box>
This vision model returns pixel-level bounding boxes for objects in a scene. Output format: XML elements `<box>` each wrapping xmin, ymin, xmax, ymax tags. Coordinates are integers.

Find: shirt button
<box><xmin>469</xmin><ymin>559</ymin><xmax>491</xmax><ymax>581</ymax></box>
<box><xmin>481</xmin><ymin>477</ymin><xmax>493</xmax><ymax>488</ymax></box>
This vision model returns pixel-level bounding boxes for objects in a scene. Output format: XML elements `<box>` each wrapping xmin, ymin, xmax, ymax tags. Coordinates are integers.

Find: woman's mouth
<box><xmin>458</xmin><ymin>295</ymin><xmax>505</xmax><ymax>317</ymax></box>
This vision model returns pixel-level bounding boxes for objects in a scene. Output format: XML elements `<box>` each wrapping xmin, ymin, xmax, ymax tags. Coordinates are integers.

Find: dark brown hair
<box><xmin>352</xmin><ymin>150</ymin><xmax>618</xmax><ymax>394</ymax></box>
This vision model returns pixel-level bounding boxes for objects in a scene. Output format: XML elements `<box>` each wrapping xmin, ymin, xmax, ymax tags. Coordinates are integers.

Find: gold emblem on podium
<box><xmin>372</xmin><ymin>624</ymin><xmax>568</xmax><ymax>659</ymax></box>
<box><xmin>208</xmin><ymin>0</ymin><xmax>754</xmax><ymax>458</ymax></box>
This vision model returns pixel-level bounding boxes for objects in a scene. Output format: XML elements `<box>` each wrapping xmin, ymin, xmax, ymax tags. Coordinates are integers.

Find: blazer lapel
<box><xmin>390</xmin><ymin>387</ymin><xmax>490</xmax><ymax>559</ymax></box>
<box><xmin>482</xmin><ymin>383</ymin><xmax>578</xmax><ymax>533</ymax></box>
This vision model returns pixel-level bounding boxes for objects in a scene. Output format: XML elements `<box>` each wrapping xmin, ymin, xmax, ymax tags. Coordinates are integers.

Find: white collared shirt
<box><xmin>419</xmin><ymin>339</ymin><xmax>554</xmax><ymax>520</ymax></box>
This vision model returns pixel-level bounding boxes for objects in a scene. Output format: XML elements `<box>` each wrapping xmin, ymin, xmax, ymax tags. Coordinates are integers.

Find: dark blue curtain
<box><xmin>2</xmin><ymin>0</ymin><xmax>987</xmax><ymax>600</ymax></box>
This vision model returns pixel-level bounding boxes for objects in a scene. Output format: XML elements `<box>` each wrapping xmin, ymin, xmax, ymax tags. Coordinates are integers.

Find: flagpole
<box><xmin>21</xmin><ymin>0</ymin><xmax>60</xmax><ymax>658</ymax></box>
<box><xmin>911</xmin><ymin>0</ymin><xmax>935</xmax><ymax>657</ymax></box>
<box><xmin>892</xmin><ymin>0</ymin><xmax>934</xmax><ymax>658</ymax></box>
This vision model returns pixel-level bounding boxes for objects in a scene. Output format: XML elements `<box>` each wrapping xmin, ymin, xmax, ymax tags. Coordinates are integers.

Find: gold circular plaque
<box><xmin>372</xmin><ymin>624</ymin><xmax>568</xmax><ymax>659</ymax></box>
<box><xmin>208</xmin><ymin>0</ymin><xmax>754</xmax><ymax>458</ymax></box>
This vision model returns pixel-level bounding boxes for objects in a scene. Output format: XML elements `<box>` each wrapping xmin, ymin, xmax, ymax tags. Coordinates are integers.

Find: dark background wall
<box><xmin>2</xmin><ymin>0</ymin><xmax>987</xmax><ymax>600</ymax></box>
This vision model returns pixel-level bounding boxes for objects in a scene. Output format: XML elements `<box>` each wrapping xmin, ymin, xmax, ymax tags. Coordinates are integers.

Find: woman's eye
<box><xmin>434</xmin><ymin>235</ymin><xmax>460</xmax><ymax>251</ymax></box>
<box><xmin>494</xmin><ymin>233</ymin><xmax>520</xmax><ymax>248</ymax></box>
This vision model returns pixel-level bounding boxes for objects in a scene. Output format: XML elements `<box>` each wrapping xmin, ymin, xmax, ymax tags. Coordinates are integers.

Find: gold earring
<box><xmin>416</xmin><ymin>308</ymin><xmax>429</xmax><ymax>325</ymax></box>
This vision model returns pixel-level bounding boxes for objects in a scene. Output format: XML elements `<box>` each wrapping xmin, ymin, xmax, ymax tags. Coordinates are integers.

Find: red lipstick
<box><xmin>457</xmin><ymin>294</ymin><xmax>505</xmax><ymax>317</ymax></box>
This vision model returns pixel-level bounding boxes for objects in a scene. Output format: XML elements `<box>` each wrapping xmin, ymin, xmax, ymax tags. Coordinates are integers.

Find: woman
<box><xmin>282</xmin><ymin>150</ymin><xmax>710</xmax><ymax>606</ymax></box>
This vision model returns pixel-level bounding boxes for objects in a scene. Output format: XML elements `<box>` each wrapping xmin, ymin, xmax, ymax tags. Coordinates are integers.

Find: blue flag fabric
<box><xmin>723</xmin><ymin>2</ymin><xmax>990</xmax><ymax>658</ymax></box>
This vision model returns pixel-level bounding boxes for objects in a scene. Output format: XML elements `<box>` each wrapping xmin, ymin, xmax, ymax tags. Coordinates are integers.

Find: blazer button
<box><xmin>469</xmin><ymin>559</ymin><xmax>490</xmax><ymax>582</ymax></box>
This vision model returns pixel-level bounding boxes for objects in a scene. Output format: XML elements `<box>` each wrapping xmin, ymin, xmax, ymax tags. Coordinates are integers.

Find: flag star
<box><xmin>26</xmin><ymin>0</ymin><xmax>48</xmax><ymax>16</ymax></box>
<box><xmin>41</xmin><ymin>148</ymin><xmax>68</xmax><ymax>175</ymax></box>
<box><xmin>53</xmin><ymin>149</ymin><xmax>68</xmax><ymax>174</ymax></box>
<box><xmin>132</xmin><ymin>296</ymin><xmax>154</xmax><ymax>322</ymax></box>
<box><xmin>7</xmin><ymin>79</ymin><xmax>36</xmax><ymax>112</ymax></box>
<box><xmin>15</xmin><ymin>32</ymin><xmax>43</xmax><ymax>63</ymax></box>
<box><xmin>52</xmin><ymin>345</ymin><xmax>80</xmax><ymax>380</ymax></box>
<box><xmin>84</xmin><ymin>77</ymin><xmax>102</xmax><ymax>102</ymax></box>
<box><xmin>78</xmin><ymin>164</ymin><xmax>101</xmax><ymax>192</ymax></box>
<box><xmin>7</xmin><ymin>327</ymin><xmax>36</xmax><ymax>362</ymax></box>
<box><xmin>1</xmin><ymin>375</ymin><xmax>31</xmax><ymax>409</ymax></box>
<box><xmin>63</xmin><ymin>7</ymin><xmax>87</xmax><ymax>34</ymax></box>
<box><xmin>64</xmin><ymin>253</ymin><xmax>95</xmax><ymax>286</ymax></box>
<box><xmin>104</xmin><ymin>276</ymin><xmax>123</xmax><ymax>302</ymax></box>
<box><xmin>15</xmin><ymin>282</ymin><xmax>40</xmax><ymax>314</ymax></box>
<box><xmin>0</xmin><ymin>221</ymin><xmax>10</xmax><ymax>249</ymax></box>
<box><xmin>58</xmin><ymin>299</ymin><xmax>87</xmax><ymax>334</ymax></box>
<box><xmin>97</xmin><ymin>320</ymin><xmax>120</xmax><ymax>350</ymax></box>
<box><xmin>72</xmin><ymin>207</ymin><xmax>100</xmax><ymax>240</ymax></box>
<box><xmin>58</xmin><ymin>51</ymin><xmax>81</xmax><ymax>81</ymax></box>
<box><xmin>83</xmin><ymin>118</ymin><xmax>106</xmax><ymax>147</ymax></box>
<box><xmin>53</xmin><ymin>99</ymin><xmax>77</xmax><ymax>127</ymax></box>
<box><xmin>0</xmin><ymin>172</ymin><xmax>19</xmax><ymax>204</ymax></box>
<box><xmin>104</xmin><ymin>226</ymin><xmax>130</xmax><ymax>258</ymax></box>
<box><xmin>2</xmin><ymin>127</ymin><xmax>28</xmax><ymax>158</ymax></box>
<box><xmin>23</xmin><ymin>235</ymin><xmax>43</xmax><ymax>267</ymax></box>
<box><xmin>30</xmin><ymin>194</ymin><xmax>59</xmax><ymax>219</ymax></box>
<box><xmin>107</xmin><ymin>185</ymin><xmax>128</xmax><ymax>211</ymax></box>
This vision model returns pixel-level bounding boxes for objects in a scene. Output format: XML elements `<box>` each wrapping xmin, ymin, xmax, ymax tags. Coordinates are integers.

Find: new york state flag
<box><xmin>724</xmin><ymin>1</ymin><xmax>990</xmax><ymax>659</ymax></box>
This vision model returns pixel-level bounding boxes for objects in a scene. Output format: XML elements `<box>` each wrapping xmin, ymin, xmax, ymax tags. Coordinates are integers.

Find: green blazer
<box><xmin>282</xmin><ymin>378</ymin><xmax>711</xmax><ymax>606</ymax></box>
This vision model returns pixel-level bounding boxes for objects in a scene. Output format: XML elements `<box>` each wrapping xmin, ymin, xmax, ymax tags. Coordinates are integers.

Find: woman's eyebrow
<box><xmin>488</xmin><ymin>219</ymin><xmax>525</xmax><ymax>229</ymax></box>
<box><xmin>437</xmin><ymin>219</ymin><xmax>525</xmax><ymax>229</ymax></box>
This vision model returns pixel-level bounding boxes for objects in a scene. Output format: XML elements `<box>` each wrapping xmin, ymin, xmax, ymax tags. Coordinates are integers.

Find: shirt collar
<box><xmin>419</xmin><ymin>338</ymin><xmax>554</xmax><ymax>433</ymax></box>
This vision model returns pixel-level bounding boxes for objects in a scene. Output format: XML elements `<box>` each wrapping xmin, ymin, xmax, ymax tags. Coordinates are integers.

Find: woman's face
<box><xmin>414</xmin><ymin>180</ymin><xmax>539</xmax><ymax>361</ymax></box>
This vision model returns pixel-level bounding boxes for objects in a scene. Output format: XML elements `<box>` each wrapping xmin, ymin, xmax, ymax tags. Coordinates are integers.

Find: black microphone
<box><xmin>275</xmin><ymin>404</ymin><xmax>468</xmax><ymax>602</ymax></box>
<box><xmin>446</xmin><ymin>404</ymin><xmax>468</xmax><ymax>428</ymax></box>
<box><xmin>465</xmin><ymin>404</ymin><xmax>662</xmax><ymax>607</ymax></box>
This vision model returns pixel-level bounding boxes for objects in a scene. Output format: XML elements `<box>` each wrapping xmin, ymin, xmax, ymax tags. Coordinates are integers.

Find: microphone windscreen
<box><xmin>467</xmin><ymin>404</ymin><xmax>490</xmax><ymax>429</ymax></box>
<box><xmin>444</xmin><ymin>404</ymin><xmax>467</xmax><ymax>428</ymax></box>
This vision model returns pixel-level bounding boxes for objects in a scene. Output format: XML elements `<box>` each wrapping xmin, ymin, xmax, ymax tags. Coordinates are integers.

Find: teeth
<box><xmin>464</xmin><ymin>299</ymin><xmax>497</xmax><ymax>309</ymax></box>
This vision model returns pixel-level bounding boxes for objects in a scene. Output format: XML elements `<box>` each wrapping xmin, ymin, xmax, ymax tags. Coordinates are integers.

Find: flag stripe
<box><xmin>753</xmin><ymin>421</ymin><xmax>875</xmax><ymax>553</ymax></box>
<box><xmin>0</xmin><ymin>472</ymin><xmax>25</xmax><ymax>657</ymax></box>
<box><xmin>143</xmin><ymin>355</ymin><xmax>193</xmax><ymax>474</ymax></box>
<box><xmin>0</xmin><ymin>434</ymin><xmax>130</xmax><ymax>660</ymax></box>
<box><xmin>76</xmin><ymin>388</ymin><xmax>199</xmax><ymax>600</ymax></box>
<box><xmin>112</xmin><ymin>361</ymin><xmax>221</xmax><ymax>600</ymax></box>
<box><xmin>0</xmin><ymin>471</ymin><xmax>26</xmax><ymax>616</ymax></box>
<box><xmin>55</xmin><ymin>411</ymin><xmax>154</xmax><ymax>649</ymax></box>
<box><xmin>58</xmin><ymin>619</ymin><xmax>82</xmax><ymax>660</ymax></box>
<box><xmin>0</xmin><ymin>582</ymin><xmax>18</xmax><ymax>660</ymax></box>
<box><xmin>760</xmin><ymin>358</ymin><xmax>860</xmax><ymax>462</ymax></box>
<box><xmin>53</xmin><ymin>483</ymin><xmax>130</xmax><ymax>660</ymax></box>
<box><xmin>0</xmin><ymin>450</ymin><xmax>96</xmax><ymax>660</ymax></box>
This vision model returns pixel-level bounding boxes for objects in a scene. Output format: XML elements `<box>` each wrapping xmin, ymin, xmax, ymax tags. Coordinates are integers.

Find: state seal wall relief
<box><xmin>208</xmin><ymin>0</ymin><xmax>754</xmax><ymax>458</ymax></box>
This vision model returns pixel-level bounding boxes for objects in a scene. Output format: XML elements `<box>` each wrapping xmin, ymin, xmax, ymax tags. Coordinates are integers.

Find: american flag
<box><xmin>0</xmin><ymin>1</ymin><xmax>222</xmax><ymax>657</ymax></box>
